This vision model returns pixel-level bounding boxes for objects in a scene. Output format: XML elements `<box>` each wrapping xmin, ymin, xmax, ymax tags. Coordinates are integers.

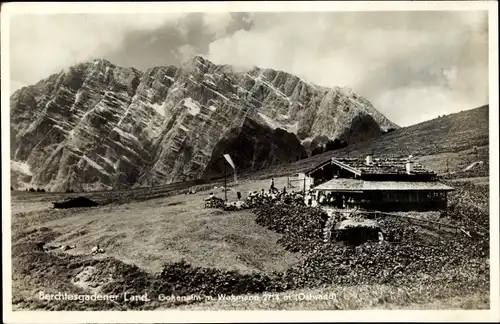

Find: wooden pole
<box><xmin>224</xmin><ymin>162</ymin><xmax>227</xmax><ymax>201</ymax></box>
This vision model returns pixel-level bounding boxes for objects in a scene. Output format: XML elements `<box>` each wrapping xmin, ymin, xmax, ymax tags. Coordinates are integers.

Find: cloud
<box><xmin>9</xmin><ymin>13</ymin><xmax>184</xmax><ymax>84</ymax></box>
<box><xmin>8</xmin><ymin>11</ymin><xmax>488</xmax><ymax>126</ymax></box>
<box><xmin>205</xmin><ymin>11</ymin><xmax>488</xmax><ymax>126</ymax></box>
<box><xmin>202</xmin><ymin>12</ymin><xmax>233</xmax><ymax>37</ymax></box>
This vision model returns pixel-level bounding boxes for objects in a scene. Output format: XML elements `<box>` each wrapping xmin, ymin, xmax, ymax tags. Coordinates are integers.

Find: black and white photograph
<box><xmin>2</xmin><ymin>1</ymin><xmax>499</xmax><ymax>322</ymax></box>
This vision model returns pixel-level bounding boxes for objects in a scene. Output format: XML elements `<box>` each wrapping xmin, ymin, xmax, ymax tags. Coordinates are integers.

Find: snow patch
<box><xmin>184</xmin><ymin>98</ymin><xmax>201</xmax><ymax>116</ymax></box>
<box><xmin>70</xmin><ymin>91</ymin><xmax>83</xmax><ymax>112</ymax></box>
<box><xmin>196</xmin><ymin>57</ymin><xmax>208</xmax><ymax>67</ymax></box>
<box><xmin>11</xmin><ymin>160</ymin><xmax>33</xmax><ymax>176</ymax></box>
<box><xmin>67</xmin><ymin>129</ymin><xmax>75</xmax><ymax>140</ymax></box>
<box><xmin>246</xmin><ymin>72</ymin><xmax>291</xmax><ymax>103</ymax></box>
<box><xmin>258</xmin><ymin>113</ymin><xmax>281</xmax><ymax>129</ymax></box>
<box><xmin>142</xmin><ymin>122</ymin><xmax>163</xmax><ymax>140</ymax></box>
<box><xmin>112</xmin><ymin>127</ymin><xmax>139</xmax><ymax>142</ymax></box>
<box><xmin>287</xmin><ymin>121</ymin><xmax>299</xmax><ymax>134</ymax></box>
<box><xmin>82</xmin><ymin>156</ymin><xmax>110</xmax><ymax>176</ymax></box>
<box><xmin>52</xmin><ymin>125</ymin><xmax>68</xmax><ymax>132</ymax></box>
<box><xmin>464</xmin><ymin>161</ymin><xmax>484</xmax><ymax>171</ymax></box>
<box><xmin>207</xmin><ymin>88</ymin><xmax>230</xmax><ymax>101</ymax></box>
<box><xmin>258</xmin><ymin>112</ymin><xmax>299</xmax><ymax>134</ymax></box>
<box><xmin>300</xmin><ymin>136</ymin><xmax>315</xmax><ymax>144</ymax></box>
<box><xmin>113</xmin><ymin>159</ymin><xmax>121</xmax><ymax>170</ymax></box>
<box><xmin>98</xmin><ymin>155</ymin><xmax>115</xmax><ymax>167</ymax></box>
<box><xmin>188</xmin><ymin>76</ymin><xmax>201</xmax><ymax>86</ymax></box>
<box><xmin>278</xmin><ymin>114</ymin><xmax>290</xmax><ymax>120</ymax></box>
<box><xmin>204</xmin><ymin>78</ymin><xmax>217</xmax><ymax>87</ymax></box>
<box><xmin>110</xmin><ymin>140</ymin><xmax>142</xmax><ymax>159</ymax></box>
<box><xmin>150</xmin><ymin>102</ymin><xmax>166</xmax><ymax>117</ymax></box>
<box><xmin>146</xmin><ymin>88</ymin><xmax>155</xmax><ymax>101</ymax></box>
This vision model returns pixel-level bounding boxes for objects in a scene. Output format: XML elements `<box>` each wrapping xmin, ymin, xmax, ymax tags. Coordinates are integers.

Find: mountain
<box><xmin>10</xmin><ymin>56</ymin><xmax>397</xmax><ymax>192</ymax></box>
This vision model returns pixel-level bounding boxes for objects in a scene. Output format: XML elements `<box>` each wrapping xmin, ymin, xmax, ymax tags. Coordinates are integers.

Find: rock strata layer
<box><xmin>10</xmin><ymin>56</ymin><xmax>397</xmax><ymax>191</ymax></box>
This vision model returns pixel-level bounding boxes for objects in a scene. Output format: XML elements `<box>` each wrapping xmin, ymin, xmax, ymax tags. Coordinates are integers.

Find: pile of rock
<box><xmin>246</xmin><ymin>191</ymin><xmax>306</xmax><ymax>208</ymax></box>
<box><xmin>43</xmin><ymin>244</ymin><xmax>76</xmax><ymax>252</ymax></box>
<box><xmin>204</xmin><ymin>196</ymin><xmax>225</xmax><ymax>209</ymax></box>
<box><xmin>222</xmin><ymin>200</ymin><xmax>250</xmax><ymax>211</ymax></box>
<box><xmin>91</xmin><ymin>245</ymin><xmax>105</xmax><ymax>254</ymax></box>
<box><xmin>203</xmin><ymin>189</ymin><xmax>307</xmax><ymax>211</ymax></box>
<box><xmin>185</xmin><ymin>189</ymin><xmax>197</xmax><ymax>195</ymax></box>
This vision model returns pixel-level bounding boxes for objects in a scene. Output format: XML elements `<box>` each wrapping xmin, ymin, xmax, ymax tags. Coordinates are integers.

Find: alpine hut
<box><xmin>307</xmin><ymin>154</ymin><xmax>454</xmax><ymax>212</ymax></box>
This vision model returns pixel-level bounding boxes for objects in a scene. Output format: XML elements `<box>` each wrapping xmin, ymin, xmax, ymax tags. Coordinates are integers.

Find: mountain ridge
<box><xmin>10</xmin><ymin>56</ymin><xmax>398</xmax><ymax>192</ymax></box>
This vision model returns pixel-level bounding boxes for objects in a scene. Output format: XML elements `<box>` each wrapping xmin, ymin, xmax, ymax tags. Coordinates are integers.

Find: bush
<box><xmin>254</xmin><ymin>204</ymin><xmax>327</xmax><ymax>253</ymax></box>
<box><xmin>153</xmin><ymin>260</ymin><xmax>285</xmax><ymax>297</ymax></box>
<box><xmin>252</xmin><ymin>201</ymin><xmax>489</xmax><ymax>290</ymax></box>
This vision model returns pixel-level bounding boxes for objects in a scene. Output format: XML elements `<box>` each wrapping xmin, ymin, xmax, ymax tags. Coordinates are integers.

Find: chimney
<box><xmin>365</xmin><ymin>154</ymin><xmax>373</xmax><ymax>166</ymax></box>
<box><xmin>406</xmin><ymin>156</ymin><xmax>414</xmax><ymax>174</ymax></box>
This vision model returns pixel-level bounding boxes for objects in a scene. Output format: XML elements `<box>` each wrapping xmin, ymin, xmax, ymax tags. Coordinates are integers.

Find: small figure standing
<box><xmin>270</xmin><ymin>177</ymin><xmax>275</xmax><ymax>189</ymax></box>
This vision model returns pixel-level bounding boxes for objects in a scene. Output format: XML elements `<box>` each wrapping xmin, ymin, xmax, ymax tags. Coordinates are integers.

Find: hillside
<box><xmin>250</xmin><ymin>105</ymin><xmax>489</xmax><ymax>178</ymax></box>
<box><xmin>10</xmin><ymin>174</ymin><xmax>489</xmax><ymax>310</ymax></box>
<box><xmin>9</xmin><ymin>106</ymin><xmax>490</xmax><ymax>312</ymax></box>
<box><xmin>10</xmin><ymin>56</ymin><xmax>396</xmax><ymax>192</ymax></box>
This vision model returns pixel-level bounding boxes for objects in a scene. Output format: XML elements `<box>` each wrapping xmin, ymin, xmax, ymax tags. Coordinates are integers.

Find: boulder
<box><xmin>53</xmin><ymin>196</ymin><xmax>99</xmax><ymax>209</ymax></box>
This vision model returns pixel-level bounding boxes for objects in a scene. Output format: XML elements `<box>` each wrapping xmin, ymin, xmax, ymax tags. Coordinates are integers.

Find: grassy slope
<box><xmin>179</xmin><ymin>285</ymin><xmax>489</xmax><ymax>310</ymax></box>
<box><xmin>9</xmin><ymin>106</ymin><xmax>491</xmax><ymax>310</ymax></box>
<box><xmin>10</xmin><ymin>175</ymin><xmax>490</xmax><ymax>310</ymax></box>
<box><xmin>247</xmin><ymin>105</ymin><xmax>489</xmax><ymax>178</ymax></box>
<box><xmin>11</xmin><ymin>177</ymin><xmax>299</xmax><ymax>275</ymax></box>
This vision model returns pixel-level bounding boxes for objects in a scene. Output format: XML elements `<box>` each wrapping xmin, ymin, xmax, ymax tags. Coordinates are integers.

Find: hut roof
<box><xmin>304</xmin><ymin>158</ymin><xmax>333</xmax><ymax>175</ymax></box>
<box><xmin>304</xmin><ymin>156</ymin><xmax>438</xmax><ymax>177</ymax></box>
<box><xmin>334</xmin><ymin>218</ymin><xmax>380</xmax><ymax>230</ymax></box>
<box><xmin>313</xmin><ymin>179</ymin><xmax>454</xmax><ymax>192</ymax></box>
<box><xmin>332</xmin><ymin>157</ymin><xmax>435</xmax><ymax>176</ymax></box>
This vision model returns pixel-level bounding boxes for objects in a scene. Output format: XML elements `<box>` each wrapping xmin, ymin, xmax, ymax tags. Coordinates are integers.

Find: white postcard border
<box><xmin>2</xmin><ymin>1</ymin><xmax>498</xmax><ymax>323</ymax></box>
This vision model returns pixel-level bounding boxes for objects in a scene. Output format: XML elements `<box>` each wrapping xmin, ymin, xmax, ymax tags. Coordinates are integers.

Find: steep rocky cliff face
<box><xmin>10</xmin><ymin>56</ymin><xmax>397</xmax><ymax>191</ymax></box>
<box><xmin>203</xmin><ymin>118</ymin><xmax>308</xmax><ymax>180</ymax></box>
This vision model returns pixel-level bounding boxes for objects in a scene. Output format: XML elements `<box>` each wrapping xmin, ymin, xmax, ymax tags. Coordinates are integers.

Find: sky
<box><xmin>8</xmin><ymin>10</ymin><xmax>489</xmax><ymax>126</ymax></box>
